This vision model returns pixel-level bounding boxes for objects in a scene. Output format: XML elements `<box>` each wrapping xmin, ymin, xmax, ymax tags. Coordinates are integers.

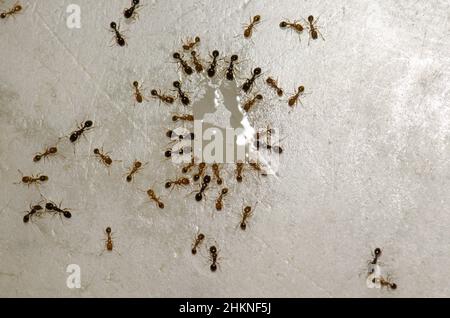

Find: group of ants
<box><xmin>9</xmin><ymin>0</ymin><xmax>397</xmax><ymax>283</ymax></box>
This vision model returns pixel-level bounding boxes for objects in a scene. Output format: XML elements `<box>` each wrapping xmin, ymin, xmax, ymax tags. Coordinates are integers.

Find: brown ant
<box><xmin>16</xmin><ymin>170</ymin><xmax>48</xmax><ymax>187</ymax></box>
<box><xmin>173</xmin><ymin>81</ymin><xmax>190</xmax><ymax>106</ymax></box>
<box><xmin>191</xmin><ymin>233</ymin><xmax>205</xmax><ymax>255</ymax></box>
<box><xmin>69</xmin><ymin>120</ymin><xmax>93</xmax><ymax>143</ymax></box>
<box><xmin>151</xmin><ymin>89</ymin><xmax>175</xmax><ymax>105</ymax></box>
<box><xmin>110</xmin><ymin>22</ymin><xmax>126</xmax><ymax>47</ymax></box>
<box><xmin>193</xmin><ymin>162</ymin><xmax>207</xmax><ymax>182</ymax></box>
<box><xmin>279</xmin><ymin>19</ymin><xmax>304</xmax><ymax>33</ymax></box>
<box><xmin>172</xmin><ymin>113</ymin><xmax>194</xmax><ymax>122</ymax></box>
<box><xmin>243</xmin><ymin>15</ymin><xmax>261</xmax><ymax>38</ymax></box>
<box><xmin>243</xmin><ymin>94</ymin><xmax>263</xmax><ymax>113</ymax></box>
<box><xmin>209</xmin><ymin>245</ymin><xmax>220</xmax><ymax>272</ymax></box>
<box><xmin>124</xmin><ymin>0</ymin><xmax>141</xmax><ymax>20</ymax></box>
<box><xmin>173</xmin><ymin>52</ymin><xmax>193</xmax><ymax>75</ymax></box>
<box><xmin>0</xmin><ymin>2</ymin><xmax>22</xmax><ymax>19</ymax></box>
<box><xmin>195</xmin><ymin>175</ymin><xmax>211</xmax><ymax>201</ymax></box>
<box><xmin>182</xmin><ymin>157</ymin><xmax>196</xmax><ymax>174</ymax></box>
<box><xmin>239</xmin><ymin>205</ymin><xmax>254</xmax><ymax>230</ymax></box>
<box><xmin>93</xmin><ymin>147</ymin><xmax>113</xmax><ymax>167</ymax></box>
<box><xmin>288</xmin><ymin>85</ymin><xmax>305</xmax><ymax>108</ymax></box>
<box><xmin>306</xmin><ymin>15</ymin><xmax>325</xmax><ymax>43</ymax></box>
<box><xmin>242</xmin><ymin>67</ymin><xmax>261</xmax><ymax>93</ymax></box>
<box><xmin>190</xmin><ymin>51</ymin><xmax>204</xmax><ymax>73</ymax></box>
<box><xmin>23</xmin><ymin>204</ymin><xmax>43</xmax><ymax>223</ymax></box>
<box><xmin>126</xmin><ymin>160</ymin><xmax>145</xmax><ymax>182</ymax></box>
<box><xmin>207</xmin><ymin>50</ymin><xmax>220</xmax><ymax>78</ymax></box>
<box><xmin>249</xmin><ymin>162</ymin><xmax>268</xmax><ymax>176</ymax></box>
<box><xmin>372</xmin><ymin>276</ymin><xmax>397</xmax><ymax>290</ymax></box>
<box><xmin>226</xmin><ymin>55</ymin><xmax>238</xmax><ymax>81</ymax></box>
<box><xmin>235</xmin><ymin>162</ymin><xmax>244</xmax><ymax>182</ymax></box>
<box><xmin>104</xmin><ymin>227</ymin><xmax>114</xmax><ymax>252</ymax></box>
<box><xmin>33</xmin><ymin>146</ymin><xmax>57</xmax><ymax>162</ymax></box>
<box><xmin>165</xmin><ymin>177</ymin><xmax>190</xmax><ymax>190</ymax></box>
<box><xmin>182</xmin><ymin>36</ymin><xmax>200</xmax><ymax>51</ymax></box>
<box><xmin>212</xmin><ymin>163</ymin><xmax>223</xmax><ymax>185</ymax></box>
<box><xmin>146</xmin><ymin>188</ymin><xmax>165</xmax><ymax>209</ymax></box>
<box><xmin>45</xmin><ymin>201</ymin><xmax>72</xmax><ymax>219</ymax></box>
<box><xmin>132</xmin><ymin>81</ymin><xmax>145</xmax><ymax>104</ymax></box>
<box><xmin>215</xmin><ymin>188</ymin><xmax>228</xmax><ymax>211</ymax></box>
<box><xmin>266</xmin><ymin>77</ymin><xmax>283</xmax><ymax>97</ymax></box>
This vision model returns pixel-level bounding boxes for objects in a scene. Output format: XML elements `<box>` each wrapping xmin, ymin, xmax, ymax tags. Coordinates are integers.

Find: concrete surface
<box><xmin>0</xmin><ymin>0</ymin><xmax>449</xmax><ymax>297</ymax></box>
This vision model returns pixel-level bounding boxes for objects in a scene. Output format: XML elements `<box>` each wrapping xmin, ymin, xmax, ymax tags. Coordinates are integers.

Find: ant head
<box><xmin>198</xmin><ymin>233</ymin><xmax>205</xmax><ymax>240</ymax></box>
<box><xmin>34</xmin><ymin>205</ymin><xmax>43</xmax><ymax>211</ymax></box>
<box><xmin>173</xmin><ymin>52</ymin><xmax>181</xmax><ymax>59</ymax></box>
<box><xmin>311</xmin><ymin>30</ymin><xmax>318</xmax><ymax>40</ymax></box>
<box><xmin>16</xmin><ymin>5</ymin><xmax>23</xmax><ymax>11</ymax></box>
<box><xmin>22</xmin><ymin>176</ymin><xmax>31</xmax><ymax>183</ymax></box>
<box><xmin>165</xmin><ymin>181</ymin><xmax>172</xmax><ymax>189</ymax></box>
<box><xmin>173</xmin><ymin>81</ymin><xmax>181</xmax><ymax>88</ymax></box>
<box><xmin>165</xmin><ymin>150</ymin><xmax>172</xmax><ymax>158</ymax></box>
<box><xmin>221</xmin><ymin>188</ymin><xmax>228</xmax><ymax>195</ymax></box>
<box><xmin>63</xmin><ymin>211</ymin><xmax>72</xmax><ymax>219</ymax></box>
<box><xmin>194</xmin><ymin>36</ymin><xmax>200</xmax><ymax>43</ymax></box>
<box><xmin>105</xmin><ymin>157</ymin><xmax>113</xmax><ymax>165</ymax></box>
<box><xmin>253</xmin><ymin>15</ymin><xmax>261</xmax><ymax>22</ymax></box>
<box><xmin>253</xmin><ymin>67</ymin><xmax>262</xmax><ymax>75</ymax></box>
<box><xmin>84</xmin><ymin>120</ymin><xmax>93</xmax><ymax>128</ymax></box>
<box><xmin>280</xmin><ymin>21</ymin><xmax>288</xmax><ymax>28</ymax></box>
<box><xmin>110</xmin><ymin>22</ymin><xmax>117</xmax><ymax>29</ymax></box>
<box><xmin>182</xmin><ymin>178</ymin><xmax>190</xmax><ymax>185</ymax></box>
<box><xmin>33</xmin><ymin>155</ymin><xmax>41</xmax><ymax>162</ymax></box>
<box><xmin>244</xmin><ymin>206</ymin><xmax>252</xmax><ymax>213</ymax></box>
<box><xmin>132</xmin><ymin>0</ymin><xmax>140</xmax><ymax>5</ymax></box>
<box><xmin>45</xmin><ymin>202</ymin><xmax>55</xmax><ymax>210</ymax></box>
<box><xmin>231</xmin><ymin>54</ymin><xmax>238</xmax><ymax>61</ymax></box>
<box><xmin>158</xmin><ymin>202</ymin><xmax>165</xmax><ymax>209</ymax></box>
<box><xmin>106</xmin><ymin>227</ymin><xmax>111</xmax><ymax>234</ymax></box>
<box><xmin>134</xmin><ymin>161</ymin><xmax>142</xmax><ymax>168</ymax></box>
<box><xmin>210</xmin><ymin>246</ymin><xmax>217</xmax><ymax>254</ymax></box>
<box><xmin>277</xmin><ymin>89</ymin><xmax>283</xmax><ymax>96</ymax></box>
<box><xmin>203</xmin><ymin>175</ymin><xmax>211</xmax><ymax>183</ymax></box>
<box><xmin>39</xmin><ymin>175</ymin><xmax>48</xmax><ymax>182</ymax></box>
<box><xmin>49</xmin><ymin>147</ymin><xmax>57</xmax><ymax>154</ymax></box>
<box><xmin>390</xmin><ymin>283</ymin><xmax>397</xmax><ymax>290</ymax></box>
<box><xmin>298</xmin><ymin>86</ymin><xmax>305</xmax><ymax>93</ymax></box>
<box><xmin>237</xmin><ymin>175</ymin><xmax>243</xmax><ymax>183</ymax></box>
<box><xmin>212</xmin><ymin>50</ymin><xmax>219</xmax><ymax>58</ymax></box>
<box><xmin>255</xmin><ymin>94</ymin><xmax>263</xmax><ymax>100</ymax></box>
<box><xmin>93</xmin><ymin>148</ymin><xmax>100</xmax><ymax>154</ymax></box>
<box><xmin>308</xmin><ymin>15</ymin><xmax>314</xmax><ymax>23</ymax></box>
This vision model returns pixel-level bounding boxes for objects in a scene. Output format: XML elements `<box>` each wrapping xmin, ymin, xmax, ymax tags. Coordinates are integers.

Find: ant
<box><xmin>151</xmin><ymin>89</ymin><xmax>175</xmax><ymax>105</ymax></box>
<box><xmin>33</xmin><ymin>146</ymin><xmax>57</xmax><ymax>162</ymax></box>
<box><xmin>266</xmin><ymin>77</ymin><xmax>283</xmax><ymax>97</ymax></box>
<box><xmin>209</xmin><ymin>245</ymin><xmax>219</xmax><ymax>272</ymax></box>
<box><xmin>190</xmin><ymin>51</ymin><xmax>204</xmax><ymax>73</ymax></box>
<box><xmin>235</xmin><ymin>162</ymin><xmax>244</xmax><ymax>183</ymax></box>
<box><xmin>195</xmin><ymin>175</ymin><xmax>211</xmax><ymax>201</ymax></box>
<box><xmin>239</xmin><ymin>205</ymin><xmax>254</xmax><ymax>230</ymax></box>
<box><xmin>306</xmin><ymin>15</ymin><xmax>325</xmax><ymax>43</ymax></box>
<box><xmin>182</xmin><ymin>157</ymin><xmax>196</xmax><ymax>174</ymax></box>
<box><xmin>173</xmin><ymin>52</ymin><xmax>193</xmax><ymax>75</ymax></box>
<box><xmin>249</xmin><ymin>162</ymin><xmax>268</xmax><ymax>176</ymax></box>
<box><xmin>110</xmin><ymin>22</ymin><xmax>126</xmax><ymax>47</ymax></box>
<box><xmin>172</xmin><ymin>113</ymin><xmax>194</xmax><ymax>122</ymax></box>
<box><xmin>243</xmin><ymin>94</ymin><xmax>263</xmax><ymax>113</ymax></box>
<box><xmin>166</xmin><ymin>130</ymin><xmax>194</xmax><ymax>141</ymax></box>
<box><xmin>288</xmin><ymin>85</ymin><xmax>305</xmax><ymax>108</ymax></box>
<box><xmin>242</xmin><ymin>67</ymin><xmax>261</xmax><ymax>93</ymax></box>
<box><xmin>164</xmin><ymin>146</ymin><xmax>190</xmax><ymax>159</ymax></box>
<box><xmin>182</xmin><ymin>36</ymin><xmax>200</xmax><ymax>51</ymax></box>
<box><xmin>244</xmin><ymin>15</ymin><xmax>261</xmax><ymax>38</ymax></box>
<box><xmin>193</xmin><ymin>162</ymin><xmax>207</xmax><ymax>182</ymax></box>
<box><xmin>191</xmin><ymin>233</ymin><xmax>205</xmax><ymax>255</ymax></box>
<box><xmin>104</xmin><ymin>227</ymin><xmax>114</xmax><ymax>252</ymax></box>
<box><xmin>146</xmin><ymin>188</ymin><xmax>165</xmax><ymax>209</ymax></box>
<box><xmin>207</xmin><ymin>50</ymin><xmax>220</xmax><ymax>78</ymax></box>
<box><xmin>132</xmin><ymin>81</ymin><xmax>145</xmax><ymax>104</ymax></box>
<box><xmin>165</xmin><ymin>177</ymin><xmax>190</xmax><ymax>190</ymax></box>
<box><xmin>371</xmin><ymin>248</ymin><xmax>382</xmax><ymax>265</ymax></box>
<box><xmin>16</xmin><ymin>170</ymin><xmax>48</xmax><ymax>187</ymax></box>
<box><xmin>93</xmin><ymin>148</ymin><xmax>113</xmax><ymax>167</ymax></box>
<box><xmin>173</xmin><ymin>81</ymin><xmax>190</xmax><ymax>106</ymax></box>
<box><xmin>23</xmin><ymin>204</ymin><xmax>43</xmax><ymax>223</ymax></box>
<box><xmin>226</xmin><ymin>55</ymin><xmax>238</xmax><ymax>81</ymax></box>
<box><xmin>124</xmin><ymin>0</ymin><xmax>141</xmax><ymax>20</ymax></box>
<box><xmin>45</xmin><ymin>202</ymin><xmax>72</xmax><ymax>219</ymax></box>
<box><xmin>279</xmin><ymin>19</ymin><xmax>304</xmax><ymax>33</ymax></box>
<box><xmin>0</xmin><ymin>3</ymin><xmax>22</xmax><ymax>19</ymax></box>
<box><xmin>126</xmin><ymin>160</ymin><xmax>145</xmax><ymax>182</ymax></box>
<box><xmin>257</xmin><ymin>127</ymin><xmax>283</xmax><ymax>154</ymax></box>
<box><xmin>69</xmin><ymin>120</ymin><xmax>93</xmax><ymax>143</ymax></box>
<box><xmin>372</xmin><ymin>276</ymin><xmax>397</xmax><ymax>290</ymax></box>
<box><xmin>212</xmin><ymin>163</ymin><xmax>223</xmax><ymax>185</ymax></box>
<box><xmin>215</xmin><ymin>188</ymin><xmax>228</xmax><ymax>211</ymax></box>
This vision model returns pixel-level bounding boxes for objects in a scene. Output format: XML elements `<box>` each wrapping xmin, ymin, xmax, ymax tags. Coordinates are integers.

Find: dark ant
<box><xmin>110</xmin><ymin>22</ymin><xmax>126</xmax><ymax>47</ymax></box>
<box><xmin>132</xmin><ymin>81</ymin><xmax>145</xmax><ymax>104</ymax></box>
<box><xmin>0</xmin><ymin>3</ymin><xmax>22</xmax><ymax>19</ymax></box>
<box><xmin>165</xmin><ymin>177</ymin><xmax>190</xmax><ymax>189</ymax></box>
<box><xmin>173</xmin><ymin>52</ymin><xmax>193</xmax><ymax>75</ymax></box>
<box><xmin>212</xmin><ymin>163</ymin><xmax>223</xmax><ymax>185</ymax></box>
<box><xmin>244</xmin><ymin>15</ymin><xmax>261</xmax><ymax>38</ymax></box>
<box><xmin>371</xmin><ymin>248</ymin><xmax>382</xmax><ymax>265</ymax></box>
<box><xmin>151</xmin><ymin>89</ymin><xmax>175</xmax><ymax>105</ymax></box>
<box><xmin>190</xmin><ymin>51</ymin><xmax>204</xmax><ymax>73</ymax></box>
<box><xmin>372</xmin><ymin>276</ymin><xmax>397</xmax><ymax>290</ymax></box>
<box><xmin>191</xmin><ymin>233</ymin><xmax>205</xmax><ymax>255</ymax></box>
<box><xmin>207</xmin><ymin>50</ymin><xmax>219</xmax><ymax>78</ymax></box>
<box><xmin>182</xmin><ymin>36</ymin><xmax>200</xmax><ymax>51</ymax></box>
<box><xmin>146</xmin><ymin>188</ymin><xmax>164</xmax><ymax>209</ymax></box>
<box><xmin>209</xmin><ymin>245</ymin><xmax>219</xmax><ymax>272</ymax></box>
<box><xmin>123</xmin><ymin>0</ymin><xmax>141</xmax><ymax>19</ymax></box>
<box><xmin>166</xmin><ymin>130</ymin><xmax>194</xmax><ymax>141</ymax></box>
<box><xmin>226</xmin><ymin>55</ymin><xmax>238</xmax><ymax>81</ymax></box>
<box><xmin>33</xmin><ymin>146</ymin><xmax>57</xmax><ymax>162</ymax></box>
<box><xmin>261</xmin><ymin>127</ymin><xmax>283</xmax><ymax>154</ymax></box>
<box><xmin>242</xmin><ymin>67</ymin><xmax>261</xmax><ymax>93</ymax></box>
<box><xmin>235</xmin><ymin>162</ymin><xmax>244</xmax><ymax>182</ymax></box>
<box><xmin>69</xmin><ymin>120</ymin><xmax>93</xmax><ymax>143</ymax></box>
<box><xmin>45</xmin><ymin>202</ymin><xmax>72</xmax><ymax>219</ymax></box>
<box><xmin>172</xmin><ymin>114</ymin><xmax>194</xmax><ymax>122</ymax></box>
<box><xmin>215</xmin><ymin>188</ymin><xmax>228</xmax><ymax>211</ymax></box>
<box><xmin>240</xmin><ymin>205</ymin><xmax>254</xmax><ymax>230</ymax></box>
<box><xmin>126</xmin><ymin>160</ymin><xmax>145</xmax><ymax>182</ymax></box>
<box><xmin>243</xmin><ymin>94</ymin><xmax>263</xmax><ymax>113</ymax></box>
<box><xmin>104</xmin><ymin>227</ymin><xmax>114</xmax><ymax>252</ymax></box>
<box><xmin>279</xmin><ymin>19</ymin><xmax>304</xmax><ymax>33</ymax></box>
<box><xmin>193</xmin><ymin>162</ymin><xmax>206</xmax><ymax>182</ymax></box>
<box><xmin>16</xmin><ymin>170</ymin><xmax>48</xmax><ymax>186</ymax></box>
<box><xmin>182</xmin><ymin>157</ymin><xmax>196</xmax><ymax>174</ymax></box>
<box><xmin>306</xmin><ymin>15</ymin><xmax>325</xmax><ymax>43</ymax></box>
<box><xmin>164</xmin><ymin>146</ymin><xmax>189</xmax><ymax>158</ymax></box>
<box><xmin>266</xmin><ymin>77</ymin><xmax>283</xmax><ymax>96</ymax></box>
<box><xmin>93</xmin><ymin>148</ymin><xmax>113</xmax><ymax>166</ymax></box>
<box><xmin>288</xmin><ymin>85</ymin><xmax>305</xmax><ymax>108</ymax></box>
<box><xmin>195</xmin><ymin>175</ymin><xmax>211</xmax><ymax>201</ymax></box>
<box><xmin>173</xmin><ymin>81</ymin><xmax>190</xmax><ymax>106</ymax></box>
<box><xmin>23</xmin><ymin>204</ymin><xmax>43</xmax><ymax>223</ymax></box>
